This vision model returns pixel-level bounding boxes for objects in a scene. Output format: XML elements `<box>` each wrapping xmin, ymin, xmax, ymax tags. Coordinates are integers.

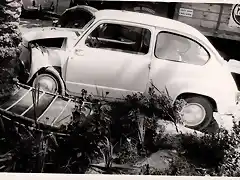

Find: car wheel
<box><xmin>180</xmin><ymin>96</ymin><xmax>213</xmax><ymax>130</ymax></box>
<box><xmin>32</xmin><ymin>73</ymin><xmax>60</xmax><ymax>94</ymax></box>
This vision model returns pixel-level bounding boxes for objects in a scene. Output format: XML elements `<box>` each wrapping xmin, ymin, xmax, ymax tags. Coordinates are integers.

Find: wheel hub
<box><xmin>33</xmin><ymin>74</ymin><xmax>58</xmax><ymax>94</ymax></box>
<box><xmin>180</xmin><ymin>103</ymin><xmax>206</xmax><ymax>127</ymax></box>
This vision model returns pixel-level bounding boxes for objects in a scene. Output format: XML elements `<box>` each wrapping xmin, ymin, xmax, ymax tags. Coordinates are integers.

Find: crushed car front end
<box><xmin>17</xmin><ymin>27</ymin><xmax>81</xmax><ymax>84</ymax></box>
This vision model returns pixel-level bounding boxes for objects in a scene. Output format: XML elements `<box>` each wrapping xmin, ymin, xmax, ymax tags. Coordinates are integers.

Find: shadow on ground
<box><xmin>205</xmin><ymin>119</ymin><xmax>219</xmax><ymax>134</ymax></box>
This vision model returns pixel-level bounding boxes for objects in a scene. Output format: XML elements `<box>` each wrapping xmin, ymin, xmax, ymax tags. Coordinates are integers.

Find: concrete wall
<box><xmin>173</xmin><ymin>3</ymin><xmax>240</xmax><ymax>41</ymax></box>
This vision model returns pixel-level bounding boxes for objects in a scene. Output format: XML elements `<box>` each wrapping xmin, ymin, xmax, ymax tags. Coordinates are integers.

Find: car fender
<box><xmin>163</xmin><ymin>79</ymin><xmax>236</xmax><ymax>114</ymax></box>
<box><xmin>173</xmin><ymin>89</ymin><xmax>218</xmax><ymax>111</ymax></box>
<box><xmin>27</xmin><ymin>45</ymin><xmax>66</xmax><ymax>80</ymax></box>
<box><xmin>29</xmin><ymin>66</ymin><xmax>66</xmax><ymax>96</ymax></box>
<box><xmin>27</xmin><ymin>46</ymin><xmax>66</xmax><ymax>95</ymax></box>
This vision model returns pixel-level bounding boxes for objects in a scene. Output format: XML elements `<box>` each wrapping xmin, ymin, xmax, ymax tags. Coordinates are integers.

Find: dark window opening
<box><xmin>85</xmin><ymin>23</ymin><xmax>151</xmax><ymax>55</ymax></box>
<box><xmin>31</xmin><ymin>38</ymin><xmax>65</xmax><ymax>48</ymax></box>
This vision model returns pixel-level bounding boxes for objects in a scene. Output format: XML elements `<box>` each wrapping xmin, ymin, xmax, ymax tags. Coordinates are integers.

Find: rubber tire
<box><xmin>182</xmin><ymin>96</ymin><xmax>213</xmax><ymax>131</ymax></box>
<box><xmin>32</xmin><ymin>73</ymin><xmax>61</xmax><ymax>94</ymax></box>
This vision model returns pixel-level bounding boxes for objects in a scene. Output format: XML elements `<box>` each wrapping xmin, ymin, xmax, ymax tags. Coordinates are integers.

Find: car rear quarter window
<box><xmin>155</xmin><ymin>32</ymin><xmax>210</xmax><ymax>65</ymax></box>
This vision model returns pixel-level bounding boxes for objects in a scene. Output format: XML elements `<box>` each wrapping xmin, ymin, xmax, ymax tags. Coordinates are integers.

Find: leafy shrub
<box><xmin>179</xmin><ymin>119</ymin><xmax>240</xmax><ymax>176</ymax></box>
<box><xmin>145</xmin><ymin>156</ymin><xmax>203</xmax><ymax>176</ymax></box>
<box><xmin>114</xmin><ymin>139</ymin><xmax>140</xmax><ymax>165</ymax></box>
<box><xmin>0</xmin><ymin>21</ymin><xmax>22</xmax><ymax>102</ymax></box>
<box><xmin>0</xmin><ymin>84</ymin><xmax>184</xmax><ymax>173</ymax></box>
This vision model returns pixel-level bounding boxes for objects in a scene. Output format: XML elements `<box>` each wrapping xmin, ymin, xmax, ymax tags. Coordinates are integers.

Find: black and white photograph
<box><xmin>0</xmin><ymin>0</ymin><xmax>240</xmax><ymax>177</ymax></box>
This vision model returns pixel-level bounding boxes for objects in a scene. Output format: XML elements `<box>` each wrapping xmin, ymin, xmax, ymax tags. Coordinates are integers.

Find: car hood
<box><xmin>22</xmin><ymin>27</ymin><xmax>83</xmax><ymax>45</ymax></box>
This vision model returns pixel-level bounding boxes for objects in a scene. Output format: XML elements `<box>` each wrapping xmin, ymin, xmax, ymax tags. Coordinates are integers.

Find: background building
<box><xmin>173</xmin><ymin>3</ymin><xmax>240</xmax><ymax>60</ymax></box>
<box><xmin>21</xmin><ymin>1</ymin><xmax>240</xmax><ymax>61</ymax></box>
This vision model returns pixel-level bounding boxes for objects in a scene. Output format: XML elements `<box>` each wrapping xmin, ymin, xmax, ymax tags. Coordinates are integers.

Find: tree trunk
<box><xmin>0</xmin><ymin>0</ymin><xmax>23</xmax><ymax>99</ymax></box>
<box><xmin>0</xmin><ymin>0</ymin><xmax>22</xmax><ymax>23</ymax></box>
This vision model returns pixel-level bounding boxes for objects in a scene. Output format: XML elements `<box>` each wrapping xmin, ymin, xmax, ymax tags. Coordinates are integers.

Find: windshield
<box><xmin>73</xmin><ymin>17</ymin><xmax>96</xmax><ymax>47</ymax></box>
<box><xmin>82</xmin><ymin>17</ymin><xmax>95</xmax><ymax>31</ymax></box>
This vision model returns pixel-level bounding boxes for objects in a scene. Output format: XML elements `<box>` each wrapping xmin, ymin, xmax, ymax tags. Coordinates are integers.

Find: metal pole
<box><xmin>215</xmin><ymin>4</ymin><xmax>224</xmax><ymax>34</ymax></box>
<box><xmin>56</xmin><ymin>0</ymin><xmax>59</xmax><ymax>14</ymax></box>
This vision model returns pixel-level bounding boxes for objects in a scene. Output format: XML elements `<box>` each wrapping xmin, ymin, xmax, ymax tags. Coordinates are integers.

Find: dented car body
<box><xmin>19</xmin><ymin>27</ymin><xmax>81</xmax><ymax>82</ymax></box>
<box><xmin>18</xmin><ymin>9</ymin><xmax>239</xmax><ymax>130</ymax></box>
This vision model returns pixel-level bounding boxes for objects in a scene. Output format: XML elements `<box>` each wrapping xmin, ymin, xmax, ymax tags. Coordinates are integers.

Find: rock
<box><xmin>134</xmin><ymin>150</ymin><xmax>177</xmax><ymax>171</ymax></box>
<box><xmin>156</xmin><ymin>120</ymin><xmax>204</xmax><ymax>135</ymax></box>
<box><xmin>154</xmin><ymin>120</ymin><xmax>204</xmax><ymax>149</ymax></box>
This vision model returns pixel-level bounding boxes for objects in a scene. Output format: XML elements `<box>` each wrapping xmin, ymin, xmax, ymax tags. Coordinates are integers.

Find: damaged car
<box><xmin>18</xmin><ymin>9</ymin><xmax>239</xmax><ymax>131</ymax></box>
<box><xmin>18</xmin><ymin>16</ymin><xmax>94</xmax><ymax>85</ymax></box>
<box><xmin>18</xmin><ymin>27</ymin><xmax>80</xmax><ymax>85</ymax></box>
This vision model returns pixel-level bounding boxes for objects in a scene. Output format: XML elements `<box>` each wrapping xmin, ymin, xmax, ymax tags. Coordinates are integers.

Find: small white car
<box><xmin>18</xmin><ymin>9</ymin><xmax>239</xmax><ymax>130</ymax></box>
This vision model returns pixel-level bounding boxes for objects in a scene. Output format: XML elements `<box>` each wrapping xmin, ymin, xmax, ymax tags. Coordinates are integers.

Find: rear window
<box><xmin>155</xmin><ymin>32</ymin><xmax>210</xmax><ymax>65</ymax></box>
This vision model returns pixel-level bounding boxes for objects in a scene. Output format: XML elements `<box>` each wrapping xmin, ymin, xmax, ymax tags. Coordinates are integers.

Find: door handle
<box><xmin>75</xmin><ymin>49</ymin><xmax>84</xmax><ymax>56</ymax></box>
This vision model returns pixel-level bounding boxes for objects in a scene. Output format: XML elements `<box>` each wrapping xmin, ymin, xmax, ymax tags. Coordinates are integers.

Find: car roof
<box><xmin>94</xmin><ymin>9</ymin><xmax>205</xmax><ymax>40</ymax></box>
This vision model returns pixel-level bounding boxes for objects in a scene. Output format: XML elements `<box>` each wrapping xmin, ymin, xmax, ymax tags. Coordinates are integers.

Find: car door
<box><xmin>149</xmin><ymin>29</ymin><xmax>211</xmax><ymax>100</ymax></box>
<box><xmin>64</xmin><ymin>20</ymin><xmax>154</xmax><ymax>99</ymax></box>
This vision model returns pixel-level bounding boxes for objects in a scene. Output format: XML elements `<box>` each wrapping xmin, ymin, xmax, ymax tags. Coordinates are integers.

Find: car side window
<box><xmin>155</xmin><ymin>32</ymin><xmax>209</xmax><ymax>65</ymax></box>
<box><xmin>85</xmin><ymin>23</ymin><xmax>151</xmax><ymax>55</ymax></box>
